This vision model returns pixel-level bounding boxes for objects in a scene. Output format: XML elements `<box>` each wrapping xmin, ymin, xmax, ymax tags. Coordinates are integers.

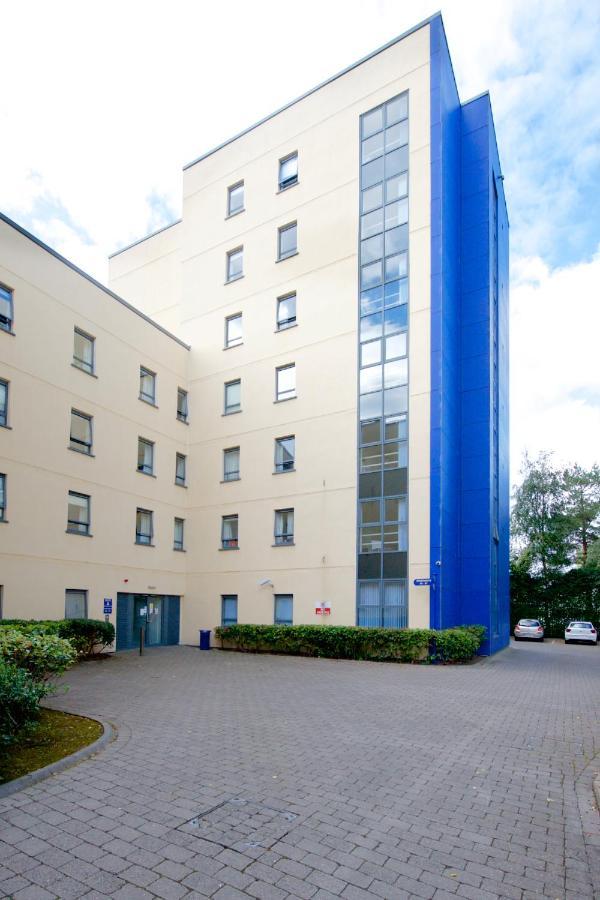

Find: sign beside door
<box><xmin>103</xmin><ymin>598</ymin><xmax>113</xmax><ymax>614</ymax></box>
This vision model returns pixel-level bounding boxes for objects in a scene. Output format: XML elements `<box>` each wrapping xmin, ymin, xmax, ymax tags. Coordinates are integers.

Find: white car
<box><xmin>564</xmin><ymin>621</ymin><xmax>598</xmax><ymax>645</ymax></box>
<box><xmin>514</xmin><ymin>619</ymin><xmax>544</xmax><ymax>641</ymax></box>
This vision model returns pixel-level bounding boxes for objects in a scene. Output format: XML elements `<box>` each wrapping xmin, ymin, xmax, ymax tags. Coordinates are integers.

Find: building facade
<box><xmin>0</xmin><ymin>14</ymin><xmax>509</xmax><ymax>653</ymax></box>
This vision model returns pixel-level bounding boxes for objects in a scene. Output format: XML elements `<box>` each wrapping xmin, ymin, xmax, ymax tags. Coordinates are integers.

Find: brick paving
<box><xmin>1</xmin><ymin>641</ymin><xmax>599</xmax><ymax>899</ymax></box>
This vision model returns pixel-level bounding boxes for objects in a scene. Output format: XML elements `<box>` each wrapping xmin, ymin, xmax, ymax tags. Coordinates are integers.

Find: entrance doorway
<box><xmin>116</xmin><ymin>593</ymin><xmax>180</xmax><ymax>650</ymax></box>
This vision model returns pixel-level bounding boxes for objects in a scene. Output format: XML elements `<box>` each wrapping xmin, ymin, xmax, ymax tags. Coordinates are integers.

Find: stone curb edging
<box><xmin>593</xmin><ymin>774</ymin><xmax>600</xmax><ymax>812</ymax></box>
<box><xmin>0</xmin><ymin>713</ymin><xmax>115</xmax><ymax>799</ymax></box>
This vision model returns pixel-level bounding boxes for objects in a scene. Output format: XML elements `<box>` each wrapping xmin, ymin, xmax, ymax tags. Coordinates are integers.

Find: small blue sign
<box><xmin>103</xmin><ymin>598</ymin><xmax>113</xmax><ymax>614</ymax></box>
<box><xmin>413</xmin><ymin>578</ymin><xmax>432</xmax><ymax>587</ymax></box>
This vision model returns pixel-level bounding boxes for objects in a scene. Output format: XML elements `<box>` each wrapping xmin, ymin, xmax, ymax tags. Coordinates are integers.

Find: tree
<box><xmin>511</xmin><ymin>453</ymin><xmax>571</xmax><ymax>582</ymax></box>
<box><xmin>562</xmin><ymin>464</ymin><xmax>600</xmax><ymax>565</ymax></box>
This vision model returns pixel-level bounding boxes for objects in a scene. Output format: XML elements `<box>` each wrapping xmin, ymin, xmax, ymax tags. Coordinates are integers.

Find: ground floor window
<box><xmin>274</xmin><ymin>594</ymin><xmax>293</xmax><ymax>625</ymax></box>
<box><xmin>357</xmin><ymin>580</ymin><xmax>407</xmax><ymax>628</ymax></box>
<box><xmin>65</xmin><ymin>589</ymin><xmax>87</xmax><ymax>619</ymax></box>
<box><xmin>221</xmin><ymin>595</ymin><xmax>238</xmax><ymax>626</ymax></box>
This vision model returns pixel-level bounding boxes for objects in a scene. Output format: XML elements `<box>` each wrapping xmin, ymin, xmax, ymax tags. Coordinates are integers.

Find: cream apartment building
<box><xmin>0</xmin><ymin>13</ymin><xmax>510</xmax><ymax>653</ymax></box>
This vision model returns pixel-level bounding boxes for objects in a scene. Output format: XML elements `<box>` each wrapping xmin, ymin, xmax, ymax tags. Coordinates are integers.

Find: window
<box><xmin>278</xmin><ymin>153</ymin><xmax>298</xmax><ymax>190</ymax></box>
<box><xmin>174</xmin><ymin>517</ymin><xmax>185</xmax><ymax>551</ymax></box>
<box><xmin>175</xmin><ymin>453</ymin><xmax>186</xmax><ymax>486</ymax></box>
<box><xmin>276</xmin><ymin>364</ymin><xmax>296</xmax><ymax>401</ymax></box>
<box><xmin>0</xmin><ymin>474</ymin><xmax>5</xmax><ymax>522</ymax></box>
<box><xmin>276</xmin><ymin>293</ymin><xmax>296</xmax><ymax>330</ymax></box>
<box><xmin>0</xmin><ymin>284</ymin><xmax>13</xmax><ymax>332</ymax></box>
<box><xmin>221</xmin><ymin>595</ymin><xmax>238</xmax><ymax>626</ymax></box>
<box><xmin>137</xmin><ymin>438</ymin><xmax>154</xmax><ymax>474</ymax></box>
<box><xmin>70</xmin><ymin>410</ymin><xmax>93</xmax><ymax>455</ymax></box>
<box><xmin>139</xmin><ymin>367</ymin><xmax>156</xmax><ymax>404</ymax></box>
<box><xmin>274</xmin><ymin>508</ymin><xmax>294</xmax><ymax>545</ymax></box>
<box><xmin>221</xmin><ymin>514</ymin><xmax>238</xmax><ymax>549</ymax></box>
<box><xmin>177</xmin><ymin>388</ymin><xmax>188</xmax><ymax>423</ymax></box>
<box><xmin>73</xmin><ymin>328</ymin><xmax>94</xmax><ymax>374</ymax></box>
<box><xmin>278</xmin><ymin>222</ymin><xmax>297</xmax><ymax>260</ymax></box>
<box><xmin>223</xmin><ymin>447</ymin><xmax>240</xmax><ymax>481</ymax></box>
<box><xmin>274</xmin><ymin>594</ymin><xmax>293</xmax><ymax>625</ymax></box>
<box><xmin>225</xmin><ymin>313</ymin><xmax>243</xmax><ymax>348</ymax></box>
<box><xmin>227</xmin><ymin>181</ymin><xmax>244</xmax><ymax>216</ymax></box>
<box><xmin>67</xmin><ymin>491</ymin><xmax>90</xmax><ymax>535</ymax></box>
<box><xmin>0</xmin><ymin>379</ymin><xmax>8</xmax><ymax>427</ymax></box>
<box><xmin>275</xmin><ymin>436</ymin><xmax>295</xmax><ymax>473</ymax></box>
<box><xmin>226</xmin><ymin>247</ymin><xmax>244</xmax><ymax>282</ymax></box>
<box><xmin>224</xmin><ymin>379</ymin><xmax>241</xmax><ymax>414</ymax></box>
<box><xmin>65</xmin><ymin>589</ymin><xmax>87</xmax><ymax>619</ymax></box>
<box><xmin>136</xmin><ymin>508</ymin><xmax>153</xmax><ymax>545</ymax></box>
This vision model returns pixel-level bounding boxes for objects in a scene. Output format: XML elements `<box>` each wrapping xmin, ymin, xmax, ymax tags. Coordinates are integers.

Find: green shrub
<box><xmin>214</xmin><ymin>624</ymin><xmax>484</xmax><ymax>664</ymax></box>
<box><xmin>0</xmin><ymin>660</ymin><xmax>51</xmax><ymax>745</ymax></box>
<box><xmin>0</xmin><ymin>619</ymin><xmax>61</xmax><ymax>635</ymax></box>
<box><xmin>56</xmin><ymin>619</ymin><xmax>115</xmax><ymax>658</ymax></box>
<box><xmin>0</xmin><ymin>630</ymin><xmax>77</xmax><ymax>681</ymax></box>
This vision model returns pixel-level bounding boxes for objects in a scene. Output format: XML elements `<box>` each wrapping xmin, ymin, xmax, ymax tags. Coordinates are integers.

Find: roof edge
<box><xmin>109</xmin><ymin>218</ymin><xmax>182</xmax><ymax>259</ymax></box>
<box><xmin>183</xmin><ymin>12</ymin><xmax>441</xmax><ymax>171</ymax></box>
<box><xmin>0</xmin><ymin>211</ymin><xmax>190</xmax><ymax>351</ymax></box>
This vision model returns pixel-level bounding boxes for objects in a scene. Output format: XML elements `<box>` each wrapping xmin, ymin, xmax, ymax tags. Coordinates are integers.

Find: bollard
<box><xmin>139</xmin><ymin>626</ymin><xmax>144</xmax><ymax>656</ymax></box>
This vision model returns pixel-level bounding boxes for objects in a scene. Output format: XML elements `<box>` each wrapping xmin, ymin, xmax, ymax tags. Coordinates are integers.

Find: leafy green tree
<box><xmin>562</xmin><ymin>464</ymin><xmax>600</xmax><ymax>565</ymax></box>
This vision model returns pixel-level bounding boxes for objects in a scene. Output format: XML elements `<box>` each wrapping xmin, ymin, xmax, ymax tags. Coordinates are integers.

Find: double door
<box><xmin>133</xmin><ymin>595</ymin><xmax>163</xmax><ymax>646</ymax></box>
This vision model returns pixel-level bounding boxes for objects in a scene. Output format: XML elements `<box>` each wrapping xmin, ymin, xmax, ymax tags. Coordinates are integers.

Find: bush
<box><xmin>0</xmin><ymin>619</ymin><xmax>115</xmax><ymax>657</ymax></box>
<box><xmin>0</xmin><ymin>660</ymin><xmax>51</xmax><ymax>745</ymax></box>
<box><xmin>0</xmin><ymin>630</ymin><xmax>77</xmax><ymax>681</ymax></box>
<box><xmin>56</xmin><ymin>619</ymin><xmax>115</xmax><ymax>657</ymax></box>
<box><xmin>214</xmin><ymin>624</ymin><xmax>485</xmax><ymax>664</ymax></box>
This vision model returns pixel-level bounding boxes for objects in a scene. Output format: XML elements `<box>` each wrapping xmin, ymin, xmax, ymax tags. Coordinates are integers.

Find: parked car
<box><xmin>514</xmin><ymin>619</ymin><xmax>544</xmax><ymax>641</ymax></box>
<box><xmin>564</xmin><ymin>622</ymin><xmax>598</xmax><ymax>645</ymax></box>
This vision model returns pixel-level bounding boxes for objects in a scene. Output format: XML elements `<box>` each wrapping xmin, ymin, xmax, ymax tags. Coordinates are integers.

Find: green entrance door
<box><xmin>133</xmin><ymin>595</ymin><xmax>163</xmax><ymax>646</ymax></box>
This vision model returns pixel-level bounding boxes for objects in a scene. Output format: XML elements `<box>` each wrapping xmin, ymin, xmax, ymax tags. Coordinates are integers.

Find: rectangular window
<box><xmin>70</xmin><ymin>410</ymin><xmax>93</xmax><ymax>455</ymax></box>
<box><xmin>274</xmin><ymin>594</ymin><xmax>293</xmax><ymax>625</ymax></box>
<box><xmin>136</xmin><ymin>508</ymin><xmax>153</xmax><ymax>545</ymax></box>
<box><xmin>274</xmin><ymin>508</ymin><xmax>294</xmax><ymax>545</ymax></box>
<box><xmin>275</xmin><ymin>435</ymin><xmax>295</xmax><ymax>473</ymax></box>
<box><xmin>276</xmin><ymin>364</ymin><xmax>296</xmax><ymax>401</ymax></box>
<box><xmin>223</xmin><ymin>447</ymin><xmax>240</xmax><ymax>481</ymax></box>
<box><xmin>278</xmin><ymin>222</ymin><xmax>297</xmax><ymax>260</ymax></box>
<box><xmin>177</xmin><ymin>388</ymin><xmax>188</xmax><ymax>422</ymax></box>
<box><xmin>73</xmin><ymin>328</ymin><xmax>94</xmax><ymax>374</ymax></box>
<box><xmin>224</xmin><ymin>379</ymin><xmax>241</xmax><ymax>414</ymax></box>
<box><xmin>174</xmin><ymin>517</ymin><xmax>185</xmax><ymax>551</ymax></box>
<box><xmin>65</xmin><ymin>589</ymin><xmax>87</xmax><ymax>619</ymax></box>
<box><xmin>221</xmin><ymin>514</ymin><xmax>238</xmax><ymax>549</ymax></box>
<box><xmin>175</xmin><ymin>453</ymin><xmax>186</xmax><ymax>486</ymax></box>
<box><xmin>139</xmin><ymin>367</ymin><xmax>156</xmax><ymax>404</ymax></box>
<box><xmin>137</xmin><ymin>437</ymin><xmax>154</xmax><ymax>475</ymax></box>
<box><xmin>221</xmin><ymin>594</ymin><xmax>238</xmax><ymax>626</ymax></box>
<box><xmin>0</xmin><ymin>379</ymin><xmax>8</xmax><ymax>427</ymax></box>
<box><xmin>0</xmin><ymin>474</ymin><xmax>5</xmax><ymax>521</ymax></box>
<box><xmin>226</xmin><ymin>247</ymin><xmax>244</xmax><ymax>282</ymax></box>
<box><xmin>225</xmin><ymin>313</ymin><xmax>243</xmax><ymax>348</ymax></box>
<box><xmin>227</xmin><ymin>181</ymin><xmax>244</xmax><ymax>216</ymax></box>
<box><xmin>276</xmin><ymin>292</ymin><xmax>296</xmax><ymax>330</ymax></box>
<box><xmin>278</xmin><ymin>153</ymin><xmax>298</xmax><ymax>190</ymax></box>
<box><xmin>0</xmin><ymin>284</ymin><xmax>13</xmax><ymax>332</ymax></box>
<box><xmin>67</xmin><ymin>491</ymin><xmax>90</xmax><ymax>535</ymax></box>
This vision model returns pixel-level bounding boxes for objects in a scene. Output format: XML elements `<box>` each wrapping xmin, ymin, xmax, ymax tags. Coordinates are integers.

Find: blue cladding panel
<box><xmin>430</xmin><ymin>16</ymin><xmax>509</xmax><ymax>653</ymax></box>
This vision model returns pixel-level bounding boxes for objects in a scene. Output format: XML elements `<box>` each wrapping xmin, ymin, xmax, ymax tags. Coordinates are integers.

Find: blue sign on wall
<box><xmin>103</xmin><ymin>598</ymin><xmax>113</xmax><ymax>614</ymax></box>
<box><xmin>413</xmin><ymin>578</ymin><xmax>432</xmax><ymax>587</ymax></box>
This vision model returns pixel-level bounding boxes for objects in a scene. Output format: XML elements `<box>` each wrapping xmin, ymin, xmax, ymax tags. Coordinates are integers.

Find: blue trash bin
<box><xmin>199</xmin><ymin>629</ymin><xmax>211</xmax><ymax>650</ymax></box>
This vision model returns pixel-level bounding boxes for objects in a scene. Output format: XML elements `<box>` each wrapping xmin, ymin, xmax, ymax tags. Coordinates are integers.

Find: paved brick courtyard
<box><xmin>1</xmin><ymin>642</ymin><xmax>599</xmax><ymax>899</ymax></box>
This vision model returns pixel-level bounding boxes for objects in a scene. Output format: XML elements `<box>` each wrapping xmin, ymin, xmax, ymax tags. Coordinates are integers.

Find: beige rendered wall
<box><xmin>0</xmin><ymin>219</ymin><xmax>189</xmax><ymax>635</ymax></box>
<box><xmin>110</xmin><ymin>23</ymin><xmax>432</xmax><ymax>641</ymax></box>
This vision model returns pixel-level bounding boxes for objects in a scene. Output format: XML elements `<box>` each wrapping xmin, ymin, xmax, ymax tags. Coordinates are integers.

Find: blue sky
<box><xmin>1</xmin><ymin>0</ymin><xmax>599</xmax><ymax>480</ymax></box>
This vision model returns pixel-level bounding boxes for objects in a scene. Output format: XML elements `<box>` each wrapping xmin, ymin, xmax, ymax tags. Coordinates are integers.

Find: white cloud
<box><xmin>510</xmin><ymin>251</ymin><xmax>600</xmax><ymax>478</ymax></box>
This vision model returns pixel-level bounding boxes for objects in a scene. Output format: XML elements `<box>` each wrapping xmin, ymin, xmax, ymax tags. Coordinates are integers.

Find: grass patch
<box><xmin>0</xmin><ymin>708</ymin><xmax>103</xmax><ymax>785</ymax></box>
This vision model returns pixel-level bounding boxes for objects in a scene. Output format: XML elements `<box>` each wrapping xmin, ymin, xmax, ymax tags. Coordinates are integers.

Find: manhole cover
<box><xmin>179</xmin><ymin>798</ymin><xmax>299</xmax><ymax>850</ymax></box>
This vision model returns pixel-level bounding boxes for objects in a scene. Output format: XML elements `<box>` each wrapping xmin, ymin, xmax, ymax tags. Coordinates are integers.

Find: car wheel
<box><xmin>514</xmin><ymin>636</ymin><xmax>519</xmax><ymax>641</ymax></box>
<box><xmin>564</xmin><ymin>639</ymin><xmax>568</xmax><ymax>644</ymax></box>
<box><xmin>540</xmin><ymin>637</ymin><xmax>544</xmax><ymax>642</ymax></box>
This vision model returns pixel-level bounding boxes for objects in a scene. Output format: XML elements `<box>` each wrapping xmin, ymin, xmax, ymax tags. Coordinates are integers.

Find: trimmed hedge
<box><xmin>0</xmin><ymin>630</ymin><xmax>77</xmax><ymax>681</ymax></box>
<box><xmin>0</xmin><ymin>661</ymin><xmax>51</xmax><ymax>745</ymax></box>
<box><xmin>0</xmin><ymin>619</ymin><xmax>115</xmax><ymax>658</ymax></box>
<box><xmin>214</xmin><ymin>624</ymin><xmax>486</xmax><ymax>664</ymax></box>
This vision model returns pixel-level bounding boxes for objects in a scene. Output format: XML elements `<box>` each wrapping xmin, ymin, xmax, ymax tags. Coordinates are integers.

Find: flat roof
<box><xmin>109</xmin><ymin>218</ymin><xmax>182</xmax><ymax>260</ymax></box>
<box><xmin>0</xmin><ymin>211</ymin><xmax>190</xmax><ymax>350</ymax></box>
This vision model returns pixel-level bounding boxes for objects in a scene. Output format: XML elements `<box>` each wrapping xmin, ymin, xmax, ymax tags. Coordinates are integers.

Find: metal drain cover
<box><xmin>179</xmin><ymin>798</ymin><xmax>299</xmax><ymax>850</ymax></box>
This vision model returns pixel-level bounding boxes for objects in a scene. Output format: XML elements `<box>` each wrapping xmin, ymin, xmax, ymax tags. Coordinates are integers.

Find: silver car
<box><xmin>514</xmin><ymin>618</ymin><xmax>544</xmax><ymax>641</ymax></box>
<box><xmin>564</xmin><ymin>621</ymin><xmax>598</xmax><ymax>645</ymax></box>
